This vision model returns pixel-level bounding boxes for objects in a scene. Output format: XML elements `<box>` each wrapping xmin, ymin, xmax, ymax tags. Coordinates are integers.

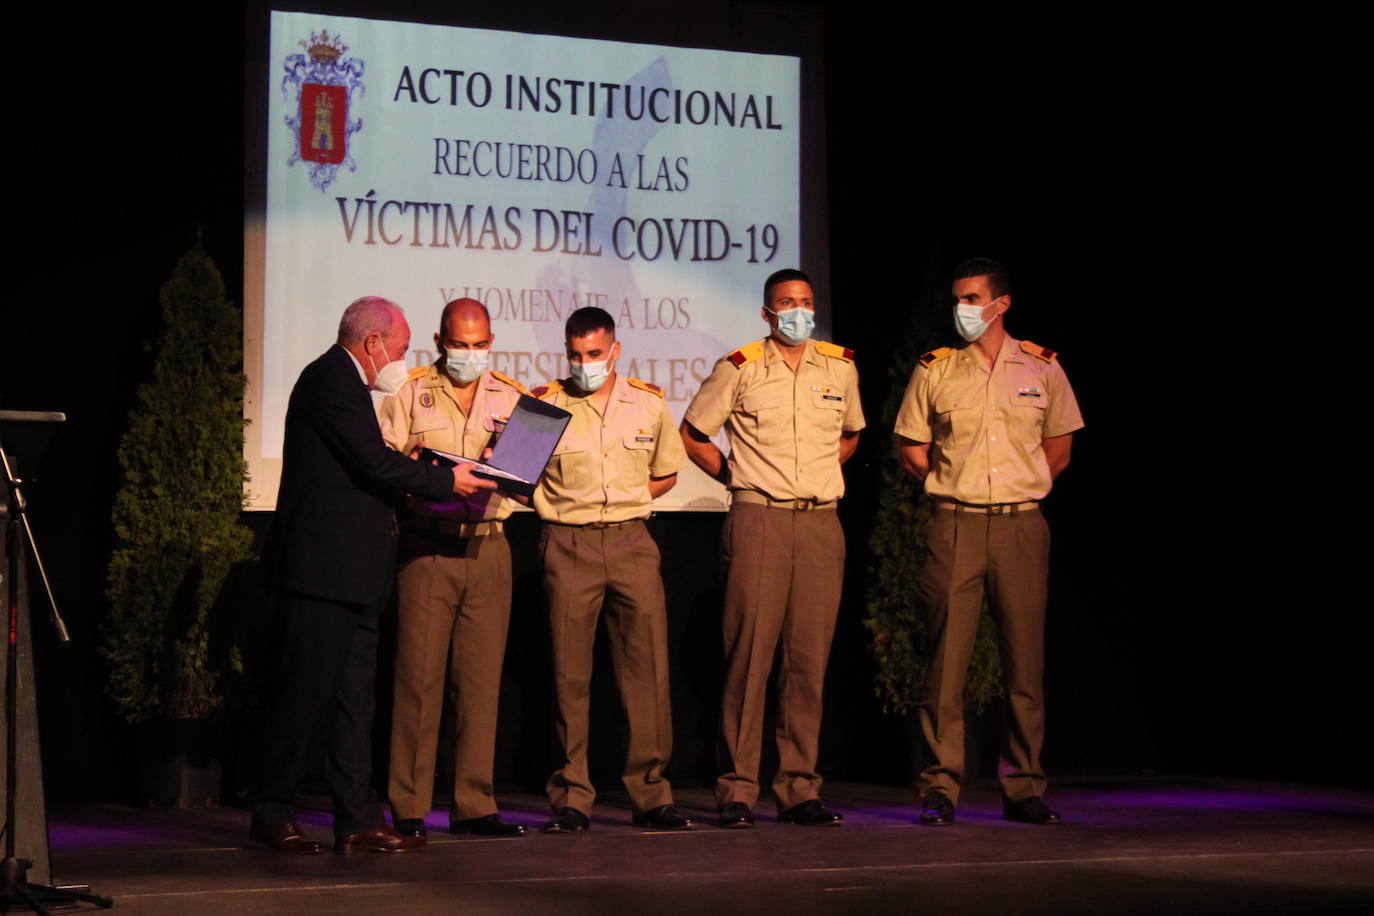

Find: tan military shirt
<box><xmin>894</xmin><ymin>335</ymin><xmax>1084</xmax><ymax>504</ymax></box>
<box><xmin>531</xmin><ymin>374</ymin><xmax>687</xmax><ymax>525</ymax></box>
<box><xmin>684</xmin><ymin>337</ymin><xmax>866</xmax><ymax>503</ymax></box>
<box><xmin>377</xmin><ymin>365</ymin><xmax>525</xmax><ymax>521</ymax></box>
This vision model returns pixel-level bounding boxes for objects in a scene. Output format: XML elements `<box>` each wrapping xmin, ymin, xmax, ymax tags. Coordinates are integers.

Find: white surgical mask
<box><xmin>570</xmin><ymin>358</ymin><xmax>611</xmax><ymax>392</ymax></box>
<box><xmin>369</xmin><ymin>352</ymin><xmax>409</xmax><ymax>396</ymax></box>
<box><xmin>767</xmin><ymin>306</ymin><xmax>815</xmax><ymax>346</ymax></box>
<box><xmin>444</xmin><ymin>348</ymin><xmax>489</xmax><ymax>383</ymax></box>
<box><xmin>953</xmin><ymin>300</ymin><xmax>1001</xmax><ymax>342</ymax></box>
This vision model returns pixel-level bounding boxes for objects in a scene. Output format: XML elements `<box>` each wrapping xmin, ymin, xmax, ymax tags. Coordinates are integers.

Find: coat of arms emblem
<box><xmin>282</xmin><ymin>30</ymin><xmax>364</xmax><ymax>192</ymax></box>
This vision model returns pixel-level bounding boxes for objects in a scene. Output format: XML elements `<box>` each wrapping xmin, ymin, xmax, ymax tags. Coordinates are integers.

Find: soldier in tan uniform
<box><xmin>681</xmin><ymin>268</ymin><xmax>865</xmax><ymax>828</ymax></box>
<box><xmin>530</xmin><ymin>306</ymin><xmax>692</xmax><ymax>833</ymax></box>
<box><xmin>894</xmin><ymin>257</ymin><xmax>1083</xmax><ymax>828</ymax></box>
<box><xmin>378</xmin><ymin>298</ymin><xmax>528</xmax><ymax>838</ymax></box>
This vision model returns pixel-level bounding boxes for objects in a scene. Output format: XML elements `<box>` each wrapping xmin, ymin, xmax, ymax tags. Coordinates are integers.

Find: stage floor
<box><xmin>43</xmin><ymin>776</ymin><xmax>1374</xmax><ymax>914</ymax></box>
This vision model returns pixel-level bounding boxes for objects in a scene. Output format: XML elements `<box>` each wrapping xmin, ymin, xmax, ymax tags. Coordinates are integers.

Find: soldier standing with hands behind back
<box><xmin>530</xmin><ymin>306</ymin><xmax>693</xmax><ymax>833</ymax></box>
<box><xmin>681</xmin><ymin>268</ymin><xmax>864</xmax><ymax>829</ymax></box>
<box><xmin>894</xmin><ymin>257</ymin><xmax>1083</xmax><ymax>828</ymax></box>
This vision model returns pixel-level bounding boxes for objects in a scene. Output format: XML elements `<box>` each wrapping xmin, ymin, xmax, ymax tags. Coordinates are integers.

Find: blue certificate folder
<box><xmin>421</xmin><ymin>394</ymin><xmax>571</xmax><ymax>498</ymax></box>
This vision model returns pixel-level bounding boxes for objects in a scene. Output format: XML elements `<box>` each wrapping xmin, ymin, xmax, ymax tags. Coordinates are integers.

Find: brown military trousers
<box><xmin>389</xmin><ymin>531</ymin><xmax>512</xmax><ymax>822</ymax></box>
<box><xmin>716</xmin><ymin>502</ymin><xmax>845</xmax><ymax>811</ymax></box>
<box><xmin>918</xmin><ymin>505</ymin><xmax>1050</xmax><ymax>804</ymax></box>
<box><xmin>541</xmin><ymin>520</ymin><xmax>675</xmax><ymax>815</ymax></box>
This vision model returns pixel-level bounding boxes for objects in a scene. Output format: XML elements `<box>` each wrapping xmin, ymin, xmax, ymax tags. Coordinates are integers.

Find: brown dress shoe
<box><xmin>250</xmin><ymin>821</ymin><xmax>323</xmax><ymax>853</ymax></box>
<box><xmin>335</xmin><ymin>823</ymin><xmax>426</xmax><ymax>854</ymax></box>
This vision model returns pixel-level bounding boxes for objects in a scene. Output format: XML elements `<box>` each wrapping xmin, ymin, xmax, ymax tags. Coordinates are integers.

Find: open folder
<box><xmin>421</xmin><ymin>393</ymin><xmax>572</xmax><ymax>498</ymax></box>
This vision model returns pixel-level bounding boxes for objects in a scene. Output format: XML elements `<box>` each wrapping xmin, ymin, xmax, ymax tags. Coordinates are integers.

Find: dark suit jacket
<box><xmin>269</xmin><ymin>345</ymin><xmax>453</xmax><ymax>605</ymax></box>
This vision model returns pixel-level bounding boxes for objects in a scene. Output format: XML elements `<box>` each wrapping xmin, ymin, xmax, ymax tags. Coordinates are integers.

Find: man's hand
<box><xmin>896</xmin><ymin>436</ymin><xmax>930</xmax><ymax>482</ymax></box>
<box><xmin>451</xmin><ymin>462</ymin><xmax>498</xmax><ymax>497</ymax></box>
<box><xmin>408</xmin><ymin>440</ymin><xmax>428</xmax><ymax>461</ymax></box>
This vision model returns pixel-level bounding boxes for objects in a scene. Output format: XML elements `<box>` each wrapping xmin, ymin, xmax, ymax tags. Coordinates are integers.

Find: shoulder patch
<box><xmin>1019</xmin><ymin>340</ymin><xmax>1059</xmax><ymax>362</ymax></box>
<box><xmin>727</xmin><ymin>340</ymin><xmax>765</xmax><ymax>368</ymax></box>
<box><xmin>529</xmin><ymin>380</ymin><xmax>563</xmax><ymax>400</ymax></box>
<box><xmin>627</xmin><ymin>377</ymin><xmax>665</xmax><ymax>398</ymax></box>
<box><xmin>919</xmin><ymin>346</ymin><xmax>957</xmax><ymax>368</ymax></box>
<box><xmin>488</xmin><ymin>369</ymin><xmax>527</xmax><ymax>393</ymax></box>
<box><xmin>814</xmin><ymin>340</ymin><xmax>855</xmax><ymax>362</ymax></box>
<box><xmin>406</xmin><ymin>365</ymin><xmax>430</xmax><ymax>381</ymax></box>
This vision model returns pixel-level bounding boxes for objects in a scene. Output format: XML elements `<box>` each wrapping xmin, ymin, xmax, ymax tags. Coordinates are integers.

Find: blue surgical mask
<box><xmin>443</xmin><ymin>347</ymin><xmax>489</xmax><ymax>383</ymax></box>
<box><xmin>570</xmin><ymin>358</ymin><xmax>611</xmax><ymax>392</ymax></box>
<box><xmin>767</xmin><ymin>306</ymin><xmax>815</xmax><ymax>346</ymax></box>
<box><xmin>953</xmin><ymin>299</ymin><xmax>1001</xmax><ymax>342</ymax></box>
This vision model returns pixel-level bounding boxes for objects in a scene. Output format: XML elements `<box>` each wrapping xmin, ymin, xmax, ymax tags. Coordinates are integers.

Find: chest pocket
<box><xmin>621</xmin><ymin>431</ymin><xmax>654</xmax><ymax>477</ymax></box>
<box><xmin>406</xmin><ymin>398</ymin><xmax>454</xmax><ymax>450</ymax></box>
<box><xmin>809</xmin><ymin>390</ymin><xmax>845</xmax><ymax>436</ymax></box>
<box><xmin>741</xmin><ymin>391</ymin><xmax>787</xmax><ymax>447</ymax></box>
<box><xmin>933</xmin><ymin>393</ymin><xmax>980</xmax><ymax>452</ymax></box>
<box><xmin>1007</xmin><ymin>385</ymin><xmax>1048</xmax><ymax>438</ymax></box>
<box><xmin>463</xmin><ymin>415</ymin><xmax>507</xmax><ymax>458</ymax></box>
<box><xmin>549</xmin><ymin>436</ymin><xmax>591</xmax><ymax>491</ymax></box>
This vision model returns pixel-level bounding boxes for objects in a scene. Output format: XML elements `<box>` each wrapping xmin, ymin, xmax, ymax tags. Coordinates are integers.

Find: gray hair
<box><xmin>337</xmin><ymin>296</ymin><xmax>404</xmax><ymax>345</ymax></box>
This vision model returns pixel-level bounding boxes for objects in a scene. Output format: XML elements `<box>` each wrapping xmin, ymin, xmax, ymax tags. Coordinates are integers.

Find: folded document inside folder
<box><xmin>421</xmin><ymin>393</ymin><xmax>571</xmax><ymax>497</ymax></box>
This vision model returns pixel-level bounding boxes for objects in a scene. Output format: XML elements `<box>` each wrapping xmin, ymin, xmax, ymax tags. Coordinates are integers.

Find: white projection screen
<box><xmin>246</xmin><ymin>10</ymin><xmax>822</xmax><ymax>510</ymax></box>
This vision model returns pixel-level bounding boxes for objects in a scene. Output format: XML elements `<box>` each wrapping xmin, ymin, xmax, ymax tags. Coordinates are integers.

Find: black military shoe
<box><xmin>778</xmin><ymin>799</ymin><xmax>843</xmax><ymax>826</ymax></box>
<box><xmin>542</xmin><ymin>807</ymin><xmax>590</xmax><ymax>833</ymax></box>
<box><xmin>393</xmin><ymin>818</ymin><xmax>428</xmax><ymax>838</ymax></box>
<box><xmin>718</xmin><ymin>802</ymin><xmax>755</xmax><ymax>829</ymax></box>
<box><xmin>632</xmin><ymin>804</ymin><xmax>693</xmax><ymax>829</ymax></box>
<box><xmin>450</xmin><ymin>814</ymin><xmax>527</xmax><ymax>837</ymax></box>
<box><xmin>1003</xmin><ymin>796</ymin><xmax>1061</xmax><ymax>825</ymax></box>
<box><xmin>919</xmin><ymin>790</ymin><xmax>956</xmax><ymax>826</ymax></box>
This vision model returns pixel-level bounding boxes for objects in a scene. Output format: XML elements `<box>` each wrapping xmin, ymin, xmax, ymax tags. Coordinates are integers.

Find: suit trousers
<box><xmin>541</xmin><ymin>520</ymin><xmax>674</xmax><ymax>815</ymax></box>
<box><xmin>389</xmin><ymin>531</ymin><xmax>512</xmax><ymax>822</ymax></box>
<box><xmin>917</xmin><ymin>505</ymin><xmax>1051</xmax><ymax>804</ymax></box>
<box><xmin>254</xmin><ymin>590</ymin><xmax>386</xmax><ymax>836</ymax></box>
<box><xmin>716</xmin><ymin>502</ymin><xmax>845</xmax><ymax>811</ymax></box>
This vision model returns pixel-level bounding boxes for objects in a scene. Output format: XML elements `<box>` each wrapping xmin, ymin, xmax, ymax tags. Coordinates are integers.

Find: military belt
<box><xmin>731</xmin><ymin>490</ymin><xmax>837</xmax><ymax>511</ymax></box>
<box><xmin>934</xmin><ymin>500</ymin><xmax>1039</xmax><ymax>516</ymax></box>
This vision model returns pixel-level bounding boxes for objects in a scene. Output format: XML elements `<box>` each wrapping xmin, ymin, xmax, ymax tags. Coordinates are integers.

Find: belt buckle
<box><xmin>986</xmin><ymin>503</ymin><xmax>1005</xmax><ymax>516</ymax></box>
<box><xmin>793</xmin><ymin>498</ymin><xmax>811</xmax><ymax>511</ymax></box>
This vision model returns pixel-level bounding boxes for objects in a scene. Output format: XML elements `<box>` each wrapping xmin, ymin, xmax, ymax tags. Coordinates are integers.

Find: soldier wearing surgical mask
<box><xmin>528</xmin><ymin>306</ymin><xmax>692</xmax><ymax>834</ymax></box>
<box><xmin>377</xmin><ymin>297</ymin><xmax>529</xmax><ymax>840</ymax></box>
<box><xmin>894</xmin><ymin>257</ymin><xmax>1083</xmax><ymax>829</ymax></box>
<box><xmin>681</xmin><ymin>268</ymin><xmax>865</xmax><ymax>829</ymax></box>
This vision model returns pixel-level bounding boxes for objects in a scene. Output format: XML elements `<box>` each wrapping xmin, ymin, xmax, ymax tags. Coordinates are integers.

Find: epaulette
<box><xmin>1019</xmin><ymin>340</ymin><xmax>1058</xmax><ymax>362</ymax></box>
<box><xmin>727</xmin><ymin>340</ymin><xmax>765</xmax><ymax>368</ymax></box>
<box><xmin>627</xmin><ymin>377</ymin><xmax>664</xmax><ymax>398</ymax></box>
<box><xmin>529</xmin><ymin>380</ymin><xmax>563</xmax><ymax>400</ymax></box>
<box><xmin>919</xmin><ymin>347</ymin><xmax>956</xmax><ymax>367</ymax></box>
<box><xmin>488</xmin><ymin>369</ymin><xmax>527</xmax><ymax>393</ymax></box>
<box><xmin>814</xmin><ymin>340</ymin><xmax>855</xmax><ymax>362</ymax></box>
<box><xmin>406</xmin><ymin>365</ymin><xmax>430</xmax><ymax>381</ymax></box>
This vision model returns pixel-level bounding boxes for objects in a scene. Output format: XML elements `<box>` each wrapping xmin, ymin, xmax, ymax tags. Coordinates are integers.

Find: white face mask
<box><xmin>953</xmin><ymin>300</ymin><xmax>1001</xmax><ymax>342</ymax></box>
<box><xmin>444</xmin><ymin>347</ymin><xmax>489</xmax><ymax>383</ymax></box>
<box><xmin>368</xmin><ymin>351</ymin><xmax>409</xmax><ymax>396</ymax></box>
<box><xmin>570</xmin><ymin>358</ymin><xmax>611</xmax><ymax>392</ymax></box>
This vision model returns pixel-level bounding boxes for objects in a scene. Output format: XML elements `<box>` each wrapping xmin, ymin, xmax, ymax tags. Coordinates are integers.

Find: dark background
<box><xmin>6</xmin><ymin>2</ymin><xmax>1354</xmax><ymax>805</ymax></box>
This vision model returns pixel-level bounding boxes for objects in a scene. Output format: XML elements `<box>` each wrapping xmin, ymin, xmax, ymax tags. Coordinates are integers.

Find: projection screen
<box><xmin>246</xmin><ymin>10</ymin><xmax>813</xmax><ymax>510</ymax></box>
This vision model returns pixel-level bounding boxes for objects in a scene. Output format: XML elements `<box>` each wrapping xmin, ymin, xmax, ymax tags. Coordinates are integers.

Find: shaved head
<box><xmin>440</xmin><ymin>298</ymin><xmax>491</xmax><ymax>339</ymax></box>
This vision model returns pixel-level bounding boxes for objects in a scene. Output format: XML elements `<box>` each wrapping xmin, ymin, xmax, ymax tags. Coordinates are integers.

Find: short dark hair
<box><xmin>565</xmin><ymin>306</ymin><xmax>615</xmax><ymax>341</ymax></box>
<box><xmin>953</xmin><ymin>257</ymin><xmax>1011</xmax><ymax>299</ymax></box>
<box><xmin>763</xmin><ymin>268</ymin><xmax>811</xmax><ymax>305</ymax></box>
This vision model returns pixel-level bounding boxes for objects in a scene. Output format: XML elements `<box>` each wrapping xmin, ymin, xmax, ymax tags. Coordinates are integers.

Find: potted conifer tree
<box><xmin>101</xmin><ymin>243</ymin><xmax>253</xmax><ymax>806</ymax></box>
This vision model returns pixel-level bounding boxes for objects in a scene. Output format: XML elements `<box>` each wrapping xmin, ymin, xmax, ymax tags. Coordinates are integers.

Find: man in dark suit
<box><xmin>250</xmin><ymin>296</ymin><xmax>496</xmax><ymax>854</ymax></box>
